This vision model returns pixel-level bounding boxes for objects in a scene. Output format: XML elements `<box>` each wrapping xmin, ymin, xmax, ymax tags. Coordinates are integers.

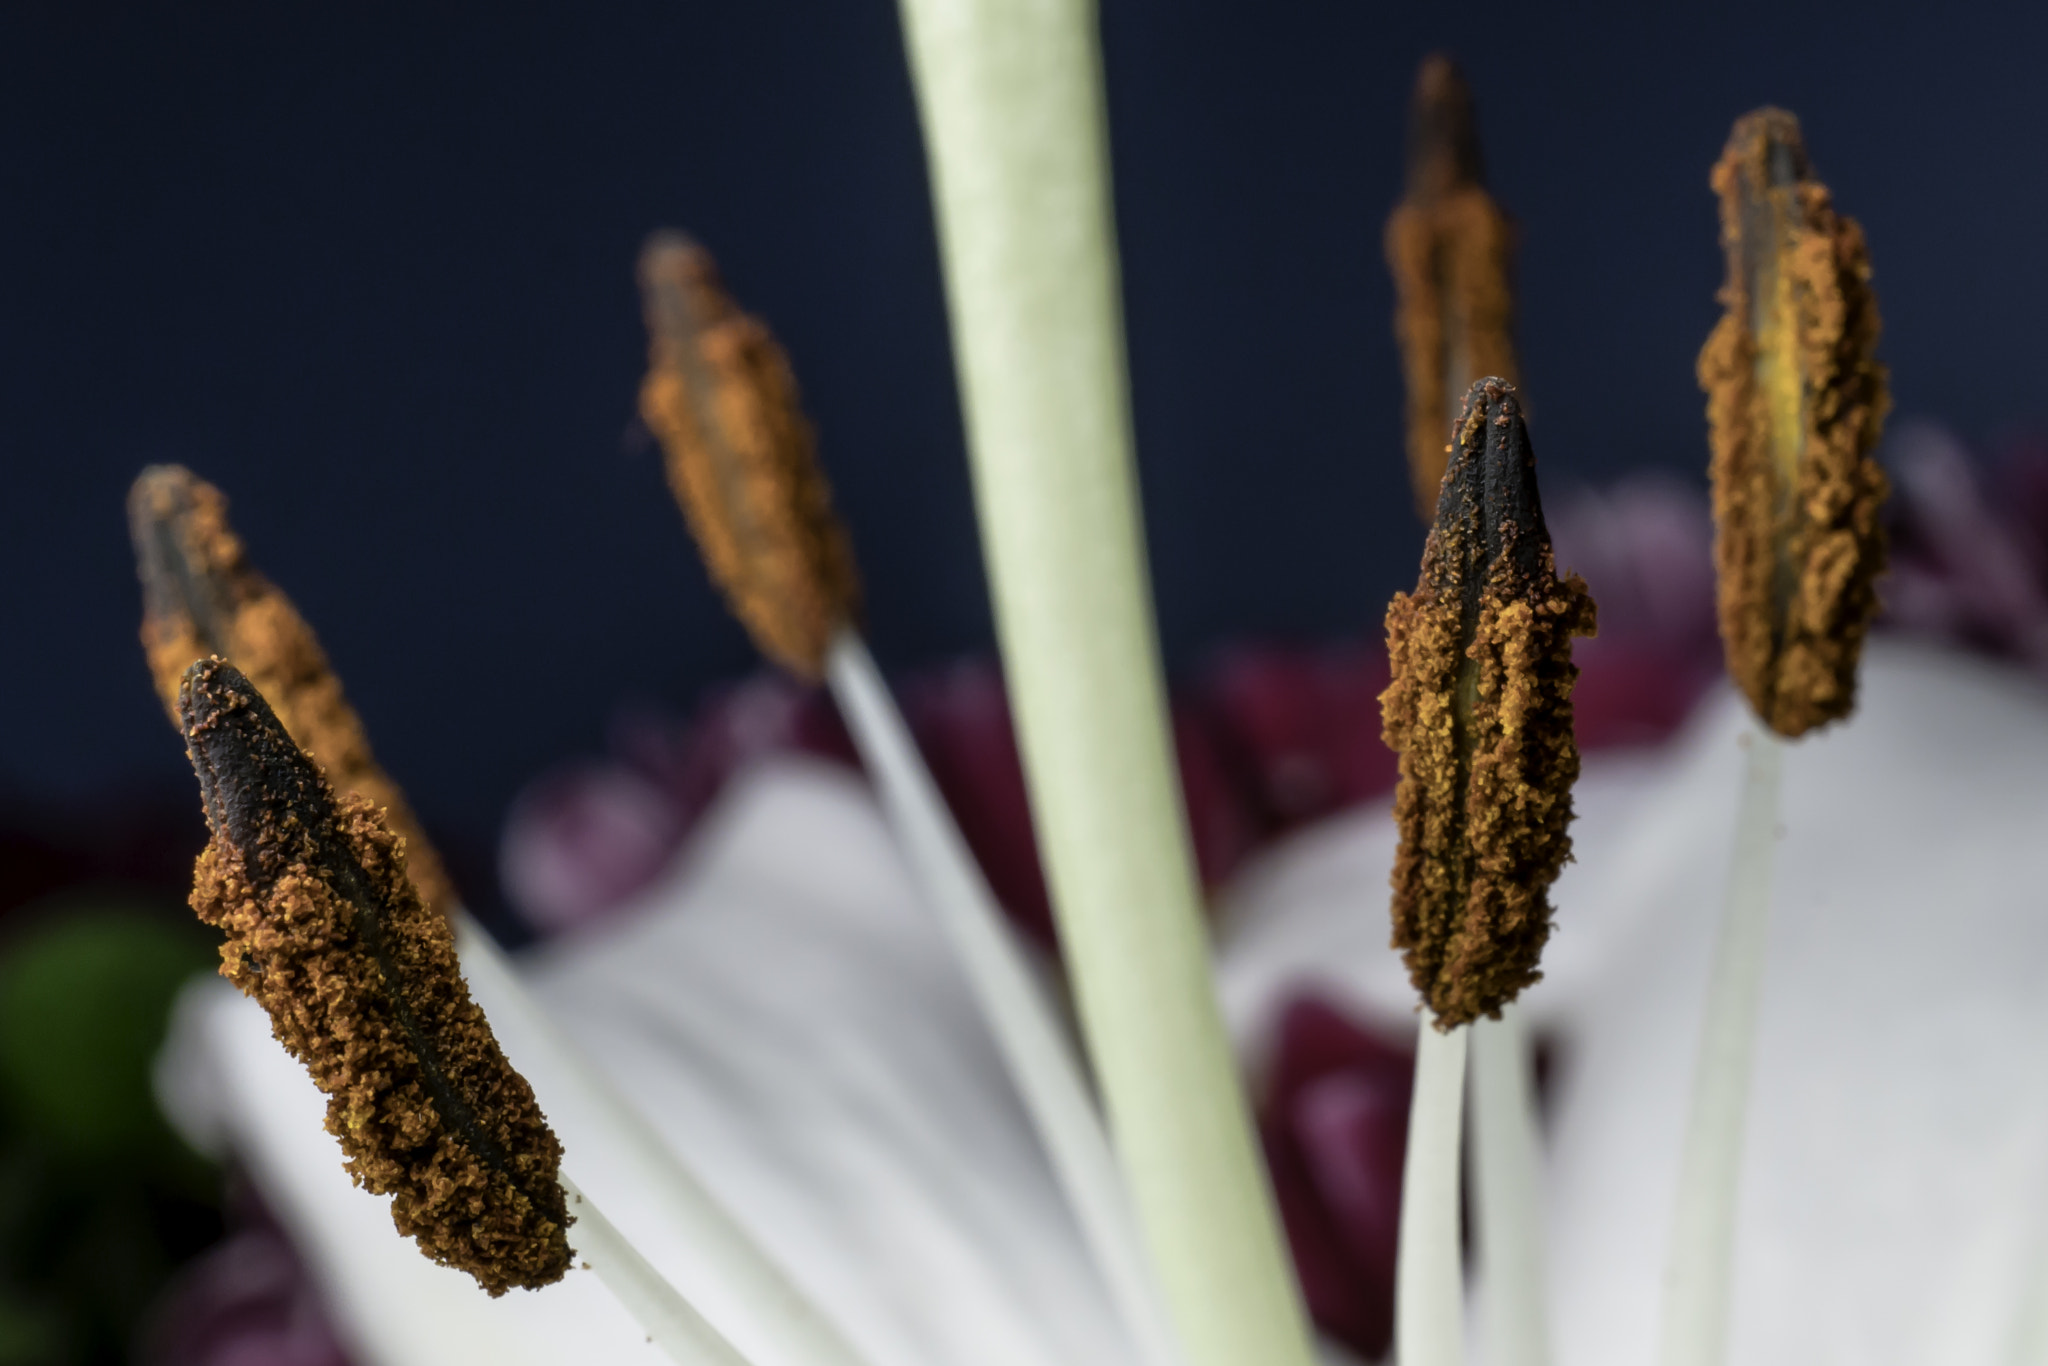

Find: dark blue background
<box><xmin>2</xmin><ymin>0</ymin><xmax>2036</xmax><ymax>864</ymax></box>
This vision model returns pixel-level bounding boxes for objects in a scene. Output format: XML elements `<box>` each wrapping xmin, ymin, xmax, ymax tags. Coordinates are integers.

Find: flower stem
<box><xmin>453</xmin><ymin>916</ymin><xmax>873</xmax><ymax>1366</ymax></box>
<box><xmin>1470</xmin><ymin>1003</ymin><xmax>1550</xmax><ymax>1366</ymax></box>
<box><xmin>561</xmin><ymin>1174</ymin><xmax>758</xmax><ymax>1366</ymax></box>
<box><xmin>825</xmin><ymin>630</ymin><xmax>1183</xmax><ymax>1366</ymax></box>
<box><xmin>1659</xmin><ymin>724</ymin><xmax>1783</xmax><ymax>1366</ymax></box>
<box><xmin>891</xmin><ymin>6</ymin><xmax>1318</xmax><ymax>1366</ymax></box>
<box><xmin>1399</xmin><ymin>1015</ymin><xmax>1470</xmax><ymax>1366</ymax></box>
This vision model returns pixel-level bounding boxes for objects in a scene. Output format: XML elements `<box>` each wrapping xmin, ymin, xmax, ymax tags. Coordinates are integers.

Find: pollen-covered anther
<box><xmin>127</xmin><ymin>465</ymin><xmax>460</xmax><ymax>918</ymax></box>
<box><xmin>178</xmin><ymin>657</ymin><xmax>571</xmax><ymax>1294</ymax></box>
<box><xmin>1698</xmin><ymin>108</ymin><xmax>1890</xmax><ymax>738</ymax></box>
<box><xmin>1380</xmin><ymin>378</ymin><xmax>1595</xmax><ymax>1028</ymax></box>
<box><xmin>1385</xmin><ymin>54</ymin><xmax>1520</xmax><ymax>521</ymax></box>
<box><xmin>637</xmin><ymin>232</ymin><xmax>861</xmax><ymax>678</ymax></box>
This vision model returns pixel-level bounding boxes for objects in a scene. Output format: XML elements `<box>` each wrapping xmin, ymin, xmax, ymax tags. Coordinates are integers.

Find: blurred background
<box><xmin>5</xmin><ymin>0</ymin><xmax>2048</xmax><ymax>1361</ymax></box>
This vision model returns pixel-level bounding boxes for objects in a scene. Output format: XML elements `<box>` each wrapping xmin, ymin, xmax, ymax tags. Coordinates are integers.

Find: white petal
<box><xmin>1214</xmin><ymin>640</ymin><xmax>2048</xmax><ymax>1365</ymax></box>
<box><xmin>160</xmin><ymin>757</ymin><xmax>1132</xmax><ymax>1366</ymax></box>
<box><xmin>1547</xmin><ymin>641</ymin><xmax>2048</xmax><ymax>1366</ymax></box>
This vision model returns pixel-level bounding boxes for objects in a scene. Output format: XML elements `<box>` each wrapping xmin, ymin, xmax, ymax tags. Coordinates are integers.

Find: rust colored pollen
<box><xmin>1386</xmin><ymin>54</ymin><xmax>1520</xmax><ymax>522</ymax></box>
<box><xmin>179</xmin><ymin>658</ymin><xmax>571</xmax><ymax>1294</ymax></box>
<box><xmin>128</xmin><ymin>466</ymin><xmax>460</xmax><ymax>920</ymax></box>
<box><xmin>1698</xmin><ymin>109</ymin><xmax>1890</xmax><ymax>738</ymax></box>
<box><xmin>1381</xmin><ymin>379</ymin><xmax>1596</xmax><ymax>1028</ymax></box>
<box><xmin>638</xmin><ymin>232</ymin><xmax>861</xmax><ymax>679</ymax></box>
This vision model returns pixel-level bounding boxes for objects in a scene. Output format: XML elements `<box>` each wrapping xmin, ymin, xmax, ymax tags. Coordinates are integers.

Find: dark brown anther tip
<box><xmin>636</xmin><ymin>232</ymin><xmax>727</xmax><ymax>352</ymax></box>
<box><xmin>129</xmin><ymin>467</ymin><xmax>461</xmax><ymax>919</ymax></box>
<box><xmin>178</xmin><ymin>657</ymin><xmax>333</xmax><ymax>882</ymax></box>
<box><xmin>130</xmin><ymin>465</ymin><xmax>250</xmax><ymax>724</ymax></box>
<box><xmin>1727</xmin><ymin>108</ymin><xmax>1810</xmax><ymax>193</ymax></box>
<box><xmin>1387</xmin><ymin>59</ymin><xmax>1519</xmax><ymax>522</ymax></box>
<box><xmin>130</xmin><ymin>465</ymin><xmax>233</xmax><ymax>663</ymax></box>
<box><xmin>1381</xmin><ymin>378</ymin><xmax>1595</xmax><ymax>1028</ymax></box>
<box><xmin>1405</xmin><ymin>53</ymin><xmax>1484</xmax><ymax>202</ymax></box>
<box><xmin>1429</xmin><ymin>378</ymin><xmax>1548</xmax><ymax>611</ymax></box>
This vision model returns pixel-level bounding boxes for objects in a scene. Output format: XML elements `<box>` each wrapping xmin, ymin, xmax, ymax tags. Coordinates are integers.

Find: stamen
<box><xmin>1381</xmin><ymin>378</ymin><xmax>1595</xmax><ymax>1028</ymax></box>
<box><xmin>127</xmin><ymin>465</ymin><xmax>460</xmax><ymax>918</ymax></box>
<box><xmin>637</xmin><ymin>232</ymin><xmax>1184</xmax><ymax>1366</ymax></box>
<box><xmin>1386</xmin><ymin>56</ymin><xmax>1520</xmax><ymax>521</ymax></box>
<box><xmin>637</xmin><ymin>234</ymin><xmax>860</xmax><ymax>679</ymax></box>
<box><xmin>1697</xmin><ymin>109</ymin><xmax>1889</xmax><ymax>737</ymax></box>
<box><xmin>178</xmin><ymin>658</ymin><xmax>572</xmax><ymax>1295</ymax></box>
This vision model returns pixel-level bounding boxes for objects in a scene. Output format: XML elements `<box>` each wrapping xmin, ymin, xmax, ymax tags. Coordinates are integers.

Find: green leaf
<box><xmin>0</xmin><ymin>901</ymin><xmax>215</xmax><ymax>1166</ymax></box>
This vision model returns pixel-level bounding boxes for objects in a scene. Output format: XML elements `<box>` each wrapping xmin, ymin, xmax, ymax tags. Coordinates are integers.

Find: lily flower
<box><xmin>156</xmin><ymin>626</ymin><xmax>2048</xmax><ymax>1366</ymax></box>
<box><xmin>125</xmin><ymin>10</ymin><xmax>2048</xmax><ymax>1364</ymax></box>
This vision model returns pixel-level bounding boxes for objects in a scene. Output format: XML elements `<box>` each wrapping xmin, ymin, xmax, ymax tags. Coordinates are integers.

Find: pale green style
<box><xmin>891</xmin><ymin>5</ymin><xmax>1319</xmax><ymax>1366</ymax></box>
